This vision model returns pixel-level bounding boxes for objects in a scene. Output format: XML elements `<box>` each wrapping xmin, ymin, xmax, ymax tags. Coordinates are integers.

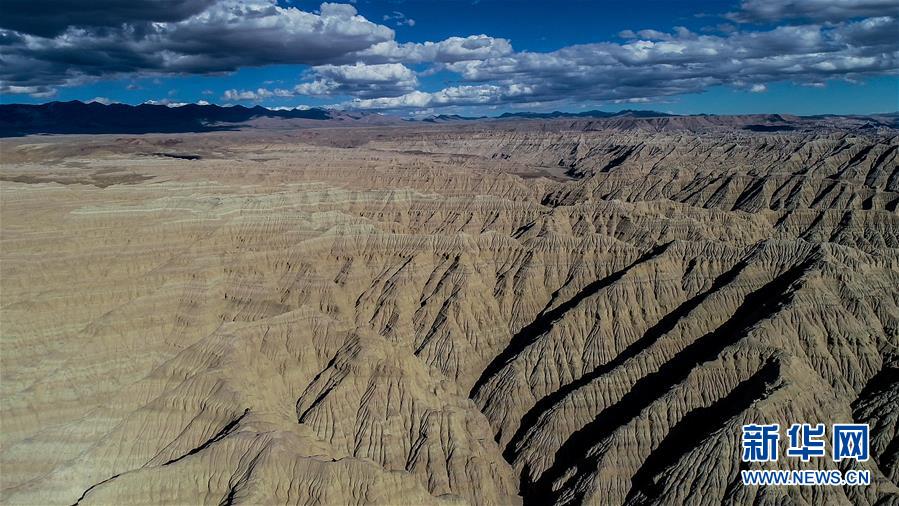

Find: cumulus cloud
<box><xmin>0</xmin><ymin>1</ymin><xmax>394</xmax><ymax>93</ymax></box>
<box><xmin>730</xmin><ymin>0</ymin><xmax>899</xmax><ymax>22</ymax></box>
<box><xmin>613</xmin><ymin>97</ymin><xmax>653</xmax><ymax>104</ymax></box>
<box><xmin>222</xmin><ymin>88</ymin><xmax>293</xmax><ymax>101</ymax></box>
<box><xmin>223</xmin><ymin>63</ymin><xmax>418</xmax><ymax>101</ymax></box>
<box><xmin>1</xmin><ymin>0</ymin><xmax>897</xmax><ymax>111</ymax></box>
<box><xmin>294</xmin><ymin>63</ymin><xmax>418</xmax><ymax>97</ymax></box>
<box><xmin>143</xmin><ymin>98</ymin><xmax>189</xmax><ymax>106</ymax></box>
<box><xmin>354</xmin><ymin>35</ymin><xmax>513</xmax><ymax>64</ymax></box>
<box><xmin>383</xmin><ymin>11</ymin><xmax>415</xmax><ymax>27</ymax></box>
<box><xmin>0</xmin><ymin>0</ymin><xmax>217</xmax><ymax>37</ymax></box>
<box><xmin>1</xmin><ymin>84</ymin><xmax>56</xmax><ymax>97</ymax></box>
<box><xmin>396</xmin><ymin>20</ymin><xmax>898</xmax><ymax>110</ymax></box>
<box><xmin>346</xmin><ymin>84</ymin><xmax>531</xmax><ymax>109</ymax></box>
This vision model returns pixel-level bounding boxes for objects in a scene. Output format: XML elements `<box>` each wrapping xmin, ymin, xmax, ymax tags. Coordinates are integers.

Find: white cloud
<box><xmin>143</xmin><ymin>99</ymin><xmax>189</xmax><ymax>107</ymax></box>
<box><xmin>268</xmin><ymin>105</ymin><xmax>312</xmax><ymax>110</ymax></box>
<box><xmin>2</xmin><ymin>0</ymin><xmax>897</xmax><ymax>111</ymax></box>
<box><xmin>383</xmin><ymin>11</ymin><xmax>415</xmax><ymax>27</ymax></box>
<box><xmin>347</xmin><ymin>84</ymin><xmax>515</xmax><ymax>109</ymax></box>
<box><xmin>730</xmin><ymin>0</ymin><xmax>899</xmax><ymax>22</ymax></box>
<box><xmin>294</xmin><ymin>62</ymin><xmax>418</xmax><ymax>97</ymax></box>
<box><xmin>222</xmin><ymin>87</ymin><xmax>293</xmax><ymax>101</ymax></box>
<box><xmin>329</xmin><ymin>14</ymin><xmax>899</xmax><ymax>111</ymax></box>
<box><xmin>355</xmin><ymin>35</ymin><xmax>513</xmax><ymax>64</ymax></box>
<box><xmin>426</xmin><ymin>20</ymin><xmax>899</xmax><ymax>107</ymax></box>
<box><xmin>0</xmin><ymin>84</ymin><xmax>56</xmax><ymax>97</ymax></box>
<box><xmin>221</xmin><ymin>63</ymin><xmax>419</xmax><ymax>102</ymax></box>
<box><xmin>1</xmin><ymin>1</ymin><xmax>395</xmax><ymax>93</ymax></box>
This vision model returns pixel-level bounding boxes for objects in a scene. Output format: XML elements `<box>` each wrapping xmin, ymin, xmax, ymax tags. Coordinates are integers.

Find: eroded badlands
<box><xmin>1</xmin><ymin>119</ymin><xmax>897</xmax><ymax>505</ymax></box>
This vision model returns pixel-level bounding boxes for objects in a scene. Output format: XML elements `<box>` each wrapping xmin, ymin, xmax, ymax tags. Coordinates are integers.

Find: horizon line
<box><xmin>3</xmin><ymin>100</ymin><xmax>898</xmax><ymax>119</ymax></box>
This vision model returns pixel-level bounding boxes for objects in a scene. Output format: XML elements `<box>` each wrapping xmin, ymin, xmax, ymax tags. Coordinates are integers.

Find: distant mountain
<box><xmin>3</xmin><ymin>102</ymin><xmax>895</xmax><ymax>137</ymax></box>
<box><xmin>0</xmin><ymin>101</ymin><xmax>331</xmax><ymax>137</ymax></box>
<box><xmin>496</xmin><ymin>109</ymin><xmax>675</xmax><ymax>120</ymax></box>
<box><xmin>419</xmin><ymin>114</ymin><xmax>486</xmax><ymax>123</ymax></box>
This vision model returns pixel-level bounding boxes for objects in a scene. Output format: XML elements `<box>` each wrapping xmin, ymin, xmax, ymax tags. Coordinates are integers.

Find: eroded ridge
<box><xmin>1</xmin><ymin>122</ymin><xmax>897</xmax><ymax>505</ymax></box>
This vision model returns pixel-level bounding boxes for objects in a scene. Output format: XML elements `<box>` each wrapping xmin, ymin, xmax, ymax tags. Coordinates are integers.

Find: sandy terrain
<box><xmin>1</xmin><ymin>121</ymin><xmax>897</xmax><ymax>505</ymax></box>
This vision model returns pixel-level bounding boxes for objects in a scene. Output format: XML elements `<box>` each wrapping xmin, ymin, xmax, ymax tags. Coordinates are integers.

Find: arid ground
<box><xmin>1</xmin><ymin>117</ymin><xmax>898</xmax><ymax>505</ymax></box>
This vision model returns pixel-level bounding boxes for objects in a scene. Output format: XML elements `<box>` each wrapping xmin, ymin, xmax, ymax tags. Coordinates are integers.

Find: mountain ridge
<box><xmin>2</xmin><ymin>100</ymin><xmax>898</xmax><ymax>137</ymax></box>
<box><xmin>0</xmin><ymin>100</ymin><xmax>334</xmax><ymax>136</ymax></box>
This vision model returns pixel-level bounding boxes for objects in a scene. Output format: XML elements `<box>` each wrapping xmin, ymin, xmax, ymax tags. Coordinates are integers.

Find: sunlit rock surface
<box><xmin>1</xmin><ymin>118</ymin><xmax>897</xmax><ymax>505</ymax></box>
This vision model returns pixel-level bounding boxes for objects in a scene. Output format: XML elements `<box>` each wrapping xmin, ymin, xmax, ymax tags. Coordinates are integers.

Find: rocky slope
<box><xmin>1</xmin><ymin>120</ymin><xmax>897</xmax><ymax>505</ymax></box>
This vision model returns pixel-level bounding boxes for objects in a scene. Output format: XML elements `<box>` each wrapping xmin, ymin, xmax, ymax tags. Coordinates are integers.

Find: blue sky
<box><xmin>2</xmin><ymin>0</ymin><xmax>897</xmax><ymax>114</ymax></box>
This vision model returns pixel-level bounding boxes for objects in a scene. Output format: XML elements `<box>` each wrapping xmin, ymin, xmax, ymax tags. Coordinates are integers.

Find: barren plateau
<box><xmin>1</xmin><ymin>117</ymin><xmax>898</xmax><ymax>505</ymax></box>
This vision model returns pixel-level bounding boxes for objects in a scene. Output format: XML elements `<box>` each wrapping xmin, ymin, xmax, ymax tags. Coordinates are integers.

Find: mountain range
<box><xmin>2</xmin><ymin>101</ymin><xmax>897</xmax><ymax>137</ymax></box>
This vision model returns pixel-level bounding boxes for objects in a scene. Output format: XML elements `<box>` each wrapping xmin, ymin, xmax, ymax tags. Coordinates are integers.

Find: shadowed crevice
<box><xmin>599</xmin><ymin>146</ymin><xmax>637</xmax><ymax>173</ymax></box>
<box><xmin>470</xmin><ymin>242</ymin><xmax>672</xmax><ymax>401</ymax></box>
<box><xmin>851</xmin><ymin>363</ymin><xmax>899</xmax><ymax>484</ymax></box>
<box><xmin>162</xmin><ymin>408</ymin><xmax>250</xmax><ymax>466</ymax></box>
<box><xmin>219</xmin><ymin>449</ymin><xmax>266</xmax><ymax>506</ymax></box>
<box><xmin>504</xmin><ymin>258</ymin><xmax>751</xmax><ymax>462</ymax></box>
<box><xmin>524</xmin><ymin>255</ymin><xmax>816</xmax><ymax>505</ymax></box>
<box><xmin>623</xmin><ymin>358</ymin><xmax>784</xmax><ymax>504</ymax></box>
<box><xmin>829</xmin><ymin>143</ymin><xmax>875</xmax><ymax>180</ymax></box>
<box><xmin>71</xmin><ymin>473</ymin><xmax>122</xmax><ymax>506</ymax></box>
<box><xmin>864</xmin><ymin>145</ymin><xmax>897</xmax><ymax>187</ymax></box>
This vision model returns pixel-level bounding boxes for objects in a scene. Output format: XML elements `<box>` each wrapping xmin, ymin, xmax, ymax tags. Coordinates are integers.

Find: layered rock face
<box><xmin>1</xmin><ymin>120</ymin><xmax>897</xmax><ymax>505</ymax></box>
